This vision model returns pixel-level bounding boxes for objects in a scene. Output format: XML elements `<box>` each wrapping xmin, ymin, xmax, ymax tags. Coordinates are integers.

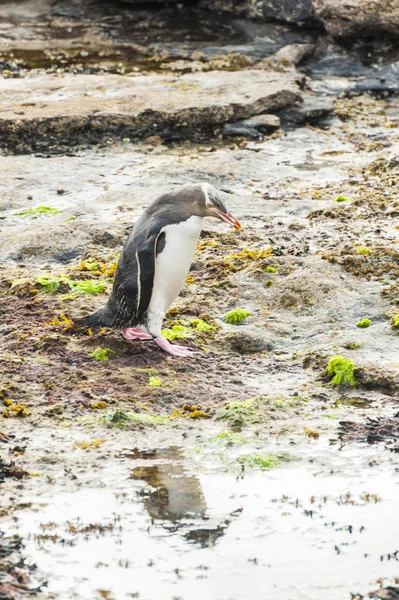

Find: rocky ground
<box><xmin>0</xmin><ymin>1</ymin><xmax>398</xmax><ymax>599</ymax></box>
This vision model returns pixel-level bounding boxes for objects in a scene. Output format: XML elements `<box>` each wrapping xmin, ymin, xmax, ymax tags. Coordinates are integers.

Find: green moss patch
<box><xmin>211</xmin><ymin>431</ymin><xmax>248</xmax><ymax>444</ymax></box>
<box><xmin>225</xmin><ymin>307</ymin><xmax>250</xmax><ymax>324</ymax></box>
<box><xmin>13</xmin><ymin>205</ymin><xmax>61</xmax><ymax>217</ymax></box>
<box><xmin>36</xmin><ymin>275</ymin><xmax>107</xmax><ymax>295</ymax></box>
<box><xmin>89</xmin><ymin>347</ymin><xmax>115</xmax><ymax>360</ymax></box>
<box><xmin>237</xmin><ymin>452</ymin><xmax>294</xmax><ymax>470</ymax></box>
<box><xmin>391</xmin><ymin>314</ymin><xmax>399</xmax><ymax>328</ymax></box>
<box><xmin>218</xmin><ymin>398</ymin><xmax>259</xmax><ymax>427</ymax></box>
<box><xmin>356</xmin><ymin>247</ymin><xmax>371</xmax><ymax>254</ymax></box>
<box><xmin>333</xmin><ymin>195</ymin><xmax>352</xmax><ymax>203</ymax></box>
<box><xmin>357</xmin><ymin>318</ymin><xmax>371</xmax><ymax>328</ymax></box>
<box><xmin>327</xmin><ymin>355</ymin><xmax>357</xmax><ymax>388</ymax></box>
<box><xmin>100</xmin><ymin>408</ymin><xmax>170</xmax><ymax>428</ymax></box>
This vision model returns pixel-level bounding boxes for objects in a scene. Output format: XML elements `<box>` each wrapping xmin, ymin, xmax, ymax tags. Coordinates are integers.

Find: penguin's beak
<box><xmin>210</xmin><ymin>208</ymin><xmax>242</xmax><ymax>230</ymax></box>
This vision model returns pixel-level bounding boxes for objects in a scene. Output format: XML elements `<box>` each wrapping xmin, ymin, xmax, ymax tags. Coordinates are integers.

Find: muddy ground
<box><xmin>0</xmin><ymin>1</ymin><xmax>398</xmax><ymax>599</ymax></box>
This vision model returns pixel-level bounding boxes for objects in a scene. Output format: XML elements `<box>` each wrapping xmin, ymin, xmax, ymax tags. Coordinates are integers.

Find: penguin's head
<box><xmin>201</xmin><ymin>183</ymin><xmax>241</xmax><ymax>230</ymax></box>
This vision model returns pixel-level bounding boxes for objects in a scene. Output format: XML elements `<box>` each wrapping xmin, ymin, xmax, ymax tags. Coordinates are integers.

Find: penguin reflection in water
<box><xmin>76</xmin><ymin>184</ymin><xmax>241</xmax><ymax>357</ymax></box>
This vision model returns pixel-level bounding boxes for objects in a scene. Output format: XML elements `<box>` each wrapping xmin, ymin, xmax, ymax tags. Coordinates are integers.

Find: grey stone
<box><xmin>281</xmin><ymin>94</ymin><xmax>334</xmax><ymax>125</ymax></box>
<box><xmin>218</xmin><ymin>329</ymin><xmax>275</xmax><ymax>354</ymax></box>
<box><xmin>242</xmin><ymin>113</ymin><xmax>280</xmax><ymax>132</ymax></box>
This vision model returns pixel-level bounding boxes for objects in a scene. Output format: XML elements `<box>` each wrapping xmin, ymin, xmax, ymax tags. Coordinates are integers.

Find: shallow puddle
<box><xmin>5</xmin><ymin>439</ymin><xmax>399</xmax><ymax>600</ymax></box>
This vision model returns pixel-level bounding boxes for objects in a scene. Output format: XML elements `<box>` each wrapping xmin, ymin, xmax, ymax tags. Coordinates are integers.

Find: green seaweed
<box><xmin>218</xmin><ymin>398</ymin><xmax>259</xmax><ymax>427</ymax></box>
<box><xmin>13</xmin><ymin>205</ymin><xmax>61</xmax><ymax>217</ymax></box>
<box><xmin>356</xmin><ymin>247</ymin><xmax>371</xmax><ymax>254</ymax></box>
<box><xmin>148</xmin><ymin>376</ymin><xmax>162</xmax><ymax>387</ymax></box>
<box><xmin>327</xmin><ymin>355</ymin><xmax>357</xmax><ymax>388</ymax></box>
<box><xmin>36</xmin><ymin>275</ymin><xmax>107</xmax><ymax>295</ymax></box>
<box><xmin>357</xmin><ymin>318</ymin><xmax>371</xmax><ymax>328</ymax></box>
<box><xmin>237</xmin><ymin>452</ymin><xmax>294</xmax><ymax>470</ymax></box>
<box><xmin>225</xmin><ymin>307</ymin><xmax>250</xmax><ymax>325</ymax></box>
<box><xmin>190</xmin><ymin>318</ymin><xmax>214</xmax><ymax>332</ymax></box>
<box><xmin>265</xmin><ymin>266</ymin><xmax>277</xmax><ymax>273</ymax></box>
<box><xmin>392</xmin><ymin>314</ymin><xmax>399</xmax><ymax>328</ymax></box>
<box><xmin>100</xmin><ymin>408</ymin><xmax>170</xmax><ymax>428</ymax></box>
<box><xmin>333</xmin><ymin>195</ymin><xmax>352</xmax><ymax>203</ymax></box>
<box><xmin>161</xmin><ymin>324</ymin><xmax>188</xmax><ymax>340</ymax></box>
<box><xmin>89</xmin><ymin>347</ymin><xmax>115</xmax><ymax>360</ymax></box>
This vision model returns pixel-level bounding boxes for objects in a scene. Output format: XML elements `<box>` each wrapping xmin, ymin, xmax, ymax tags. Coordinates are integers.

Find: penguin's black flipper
<box><xmin>136</xmin><ymin>228</ymin><xmax>165</xmax><ymax>318</ymax></box>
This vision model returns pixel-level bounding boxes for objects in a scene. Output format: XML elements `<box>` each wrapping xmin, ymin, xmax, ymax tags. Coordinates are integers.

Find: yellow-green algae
<box><xmin>36</xmin><ymin>275</ymin><xmax>107</xmax><ymax>295</ymax></box>
<box><xmin>225</xmin><ymin>307</ymin><xmax>250</xmax><ymax>324</ymax></box>
<box><xmin>356</xmin><ymin>247</ymin><xmax>371</xmax><ymax>254</ymax></box>
<box><xmin>212</xmin><ymin>431</ymin><xmax>248</xmax><ymax>444</ymax></box>
<box><xmin>333</xmin><ymin>195</ymin><xmax>352</xmax><ymax>203</ymax></box>
<box><xmin>148</xmin><ymin>376</ymin><xmax>162</xmax><ymax>387</ymax></box>
<box><xmin>89</xmin><ymin>347</ymin><xmax>115</xmax><ymax>361</ymax></box>
<box><xmin>357</xmin><ymin>318</ymin><xmax>371</xmax><ymax>328</ymax></box>
<box><xmin>392</xmin><ymin>314</ymin><xmax>399</xmax><ymax>328</ymax></box>
<box><xmin>100</xmin><ymin>408</ymin><xmax>170</xmax><ymax>428</ymax></box>
<box><xmin>218</xmin><ymin>398</ymin><xmax>259</xmax><ymax>427</ymax></box>
<box><xmin>327</xmin><ymin>355</ymin><xmax>357</xmax><ymax>388</ymax></box>
<box><xmin>265</xmin><ymin>266</ymin><xmax>277</xmax><ymax>273</ymax></box>
<box><xmin>13</xmin><ymin>205</ymin><xmax>61</xmax><ymax>217</ymax></box>
<box><xmin>237</xmin><ymin>452</ymin><xmax>294</xmax><ymax>470</ymax></box>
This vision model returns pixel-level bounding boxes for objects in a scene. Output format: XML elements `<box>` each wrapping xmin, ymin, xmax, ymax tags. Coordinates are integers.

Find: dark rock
<box><xmin>273</xmin><ymin>43</ymin><xmax>316</xmax><ymax>66</ymax></box>
<box><xmin>218</xmin><ymin>328</ymin><xmax>275</xmax><ymax>354</ymax></box>
<box><xmin>223</xmin><ymin>123</ymin><xmax>262</xmax><ymax>138</ymax></box>
<box><xmin>261</xmin><ymin>0</ymin><xmax>314</xmax><ymax>23</ymax></box>
<box><xmin>280</xmin><ymin>94</ymin><xmax>334</xmax><ymax>125</ymax></box>
<box><xmin>242</xmin><ymin>113</ymin><xmax>280</xmax><ymax>132</ymax></box>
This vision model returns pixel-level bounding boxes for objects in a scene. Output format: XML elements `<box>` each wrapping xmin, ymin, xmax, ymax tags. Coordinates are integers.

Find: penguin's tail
<box><xmin>74</xmin><ymin>306</ymin><xmax>114</xmax><ymax>329</ymax></box>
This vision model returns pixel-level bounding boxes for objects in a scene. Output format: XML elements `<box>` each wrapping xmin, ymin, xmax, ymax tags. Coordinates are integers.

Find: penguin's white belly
<box><xmin>147</xmin><ymin>216</ymin><xmax>203</xmax><ymax>320</ymax></box>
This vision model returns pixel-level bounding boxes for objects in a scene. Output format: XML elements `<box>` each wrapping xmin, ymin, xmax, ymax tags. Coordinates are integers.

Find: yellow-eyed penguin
<box><xmin>76</xmin><ymin>183</ymin><xmax>241</xmax><ymax>356</ymax></box>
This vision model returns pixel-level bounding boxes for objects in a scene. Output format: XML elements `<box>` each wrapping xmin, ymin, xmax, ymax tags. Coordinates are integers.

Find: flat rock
<box><xmin>280</xmin><ymin>94</ymin><xmax>334</xmax><ymax>125</ymax></box>
<box><xmin>218</xmin><ymin>328</ymin><xmax>275</xmax><ymax>354</ymax></box>
<box><xmin>242</xmin><ymin>113</ymin><xmax>280</xmax><ymax>132</ymax></box>
<box><xmin>0</xmin><ymin>70</ymin><xmax>301</xmax><ymax>153</ymax></box>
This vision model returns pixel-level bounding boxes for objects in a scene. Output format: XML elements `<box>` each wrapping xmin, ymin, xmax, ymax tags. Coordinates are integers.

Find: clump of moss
<box><xmin>236</xmin><ymin>246</ymin><xmax>273</xmax><ymax>260</ymax></box>
<box><xmin>13</xmin><ymin>205</ymin><xmax>61</xmax><ymax>217</ymax></box>
<box><xmin>327</xmin><ymin>355</ymin><xmax>357</xmax><ymax>388</ymax></box>
<box><xmin>265</xmin><ymin>266</ymin><xmax>277</xmax><ymax>273</ymax></box>
<box><xmin>148</xmin><ymin>376</ymin><xmax>162</xmax><ymax>387</ymax></box>
<box><xmin>392</xmin><ymin>314</ymin><xmax>399</xmax><ymax>328</ymax></box>
<box><xmin>225</xmin><ymin>307</ymin><xmax>250</xmax><ymax>324</ymax></box>
<box><xmin>89</xmin><ymin>347</ymin><xmax>115</xmax><ymax>361</ymax></box>
<box><xmin>78</xmin><ymin>258</ymin><xmax>117</xmax><ymax>278</ymax></box>
<box><xmin>161</xmin><ymin>324</ymin><xmax>188</xmax><ymax>340</ymax></box>
<box><xmin>356</xmin><ymin>247</ymin><xmax>371</xmax><ymax>255</ymax></box>
<box><xmin>237</xmin><ymin>452</ymin><xmax>294</xmax><ymax>470</ymax></box>
<box><xmin>333</xmin><ymin>195</ymin><xmax>352</xmax><ymax>203</ymax></box>
<box><xmin>88</xmin><ymin>401</ymin><xmax>108</xmax><ymax>409</ymax></box>
<box><xmin>304</xmin><ymin>426</ymin><xmax>320</xmax><ymax>439</ymax></box>
<box><xmin>2</xmin><ymin>402</ymin><xmax>31</xmax><ymax>418</ymax></box>
<box><xmin>172</xmin><ymin>403</ymin><xmax>211</xmax><ymax>419</ymax></box>
<box><xmin>357</xmin><ymin>318</ymin><xmax>371</xmax><ymax>328</ymax></box>
<box><xmin>190</xmin><ymin>318</ymin><xmax>214</xmax><ymax>332</ymax></box>
<box><xmin>218</xmin><ymin>398</ymin><xmax>259</xmax><ymax>427</ymax></box>
<box><xmin>265</xmin><ymin>279</ymin><xmax>273</xmax><ymax>287</ymax></box>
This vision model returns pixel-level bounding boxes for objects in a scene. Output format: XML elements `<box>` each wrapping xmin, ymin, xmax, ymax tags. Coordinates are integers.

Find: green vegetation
<box><xmin>218</xmin><ymin>398</ymin><xmax>259</xmax><ymax>427</ymax></box>
<box><xmin>392</xmin><ymin>314</ymin><xmax>399</xmax><ymax>328</ymax></box>
<box><xmin>356</xmin><ymin>247</ymin><xmax>371</xmax><ymax>254</ymax></box>
<box><xmin>36</xmin><ymin>275</ymin><xmax>107</xmax><ymax>295</ymax></box>
<box><xmin>357</xmin><ymin>318</ymin><xmax>371</xmax><ymax>328</ymax></box>
<box><xmin>225</xmin><ymin>307</ymin><xmax>250</xmax><ymax>324</ymax></box>
<box><xmin>265</xmin><ymin>279</ymin><xmax>273</xmax><ymax>287</ymax></box>
<box><xmin>161</xmin><ymin>324</ymin><xmax>188</xmax><ymax>340</ymax></box>
<box><xmin>190</xmin><ymin>318</ymin><xmax>214</xmax><ymax>332</ymax></box>
<box><xmin>237</xmin><ymin>452</ymin><xmax>294</xmax><ymax>470</ymax></box>
<box><xmin>333</xmin><ymin>195</ymin><xmax>352</xmax><ymax>203</ymax></box>
<box><xmin>89</xmin><ymin>347</ymin><xmax>115</xmax><ymax>360</ymax></box>
<box><xmin>148</xmin><ymin>376</ymin><xmax>162</xmax><ymax>387</ymax></box>
<box><xmin>265</xmin><ymin>266</ymin><xmax>277</xmax><ymax>273</ymax></box>
<box><xmin>327</xmin><ymin>355</ymin><xmax>357</xmax><ymax>388</ymax></box>
<box><xmin>13</xmin><ymin>205</ymin><xmax>61</xmax><ymax>217</ymax></box>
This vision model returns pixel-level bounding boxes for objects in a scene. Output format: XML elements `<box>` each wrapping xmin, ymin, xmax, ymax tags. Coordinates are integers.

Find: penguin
<box><xmin>76</xmin><ymin>183</ymin><xmax>241</xmax><ymax>356</ymax></box>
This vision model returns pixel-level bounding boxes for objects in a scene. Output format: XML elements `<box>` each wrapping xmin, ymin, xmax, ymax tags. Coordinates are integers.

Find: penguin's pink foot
<box><xmin>153</xmin><ymin>335</ymin><xmax>197</xmax><ymax>357</ymax></box>
<box><xmin>121</xmin><ymin>328</ymin><xmax>153</xmax><ymax>341</ymax></box>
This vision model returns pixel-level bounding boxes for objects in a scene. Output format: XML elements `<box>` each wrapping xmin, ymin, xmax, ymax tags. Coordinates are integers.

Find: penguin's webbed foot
<box><xmin>153</xmin><ymin>334</ymin><xmax>197</xmax><ymax>357</ymax></box>
<box><xmin>121</xmin><ymin>328</ymin><xmax>153</xmax><ymax>341</ymax></box>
